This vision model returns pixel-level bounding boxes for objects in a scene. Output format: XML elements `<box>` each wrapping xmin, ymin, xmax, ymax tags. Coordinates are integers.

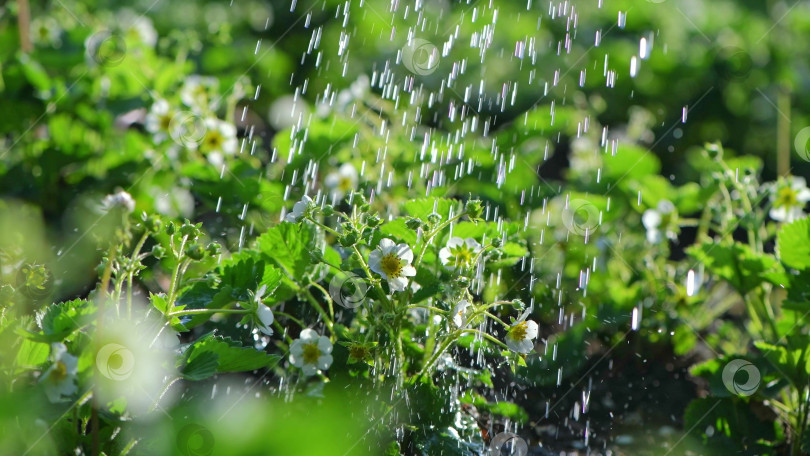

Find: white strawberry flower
<box><xmin>324</xmin><ymin>163</ymin><xmax>358</xmax><ymax>201</ymax></box>
<box><xmin>284</xmin><ymin>195</ymin><xmax>313</xmax><ymax>223</ymax></box>
<box><xmin>180</xmin><ymin>75</ymin><xmax>220</xmax><ymax>112</ymax></box>
<box><xmin>368</xmin><ymin>238</ymin><xmax>417</xmax><ymax>292</ymax></box>
<box><xmin>439</xmin><ymin>237</ymin><xmax>482</xmax><ymax>271</ymax></box>
<box><xmin>769</xmin><ymin>176</ymin><xmax>810</xmax><ymax>223</ymax></box>
<box><xmin>200</xmin><ymin>118</ymin><xmax>238</xmax><ymax>167</ymax></box>
<box><xmin>102</xmin><ymin>190</ymin><xmax>135</xmax><ymax>214</ymax></box>
<box><xmin>451</xmin><ymin>300</ymin><xmax>472</xmax><ymax>328</ymax></box>
<box><xmin>145</xmin><ymin>99</ymin><xmax>174</xmax><ymax>144</ymax></box>
<box><xmin>253</xmin><ymin>285</ymin><xmax>274</xmax><ymax>336</ymax></box>
<box><xmin>289</xmin><ymin>329</ymin><xmax>333</xmax><ymax>376</ymax></box>
<box><xmin>642</xmin><ymin>199</ymin><xmax>678</xmax><ymax>244</ymax></box>
<box><xmin>504</xmin><ymin>310</ymin><xmax>538</xmax><ymax>354</ymax></box>
<box><xmin>41</xmin><ymin>343</ymin><xmax>78</xmax><ymax>403</ymax></box>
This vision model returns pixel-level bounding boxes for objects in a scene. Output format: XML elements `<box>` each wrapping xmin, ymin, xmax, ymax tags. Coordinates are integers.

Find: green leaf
<box><xmin>603</xmin><ymin>144</ymin><xmax>661</xmax><ymax>184</ymax></box>
<box><xmin>15</xmin><ymin>339</ymin><xmax>49</xmax><ymax>369</ymax></box>
<box><xmin>402</xmin><ymin>198</ymin><xmax>458</xmax><ymax>221</ymax></box>
<box><xmin>182</xmin><ymin>333</ymin><xmax>281</xmax><ymax>376</ymax></box>
<box><xmin>683</xmin><ymin>397</ymin><xmax>780</xmax><ymax>453</ymax></box>
<box><xmin>174</xmin><ymin>283</ymin><xmax>236</xmax><ymax>330</ymax></box>
<box><xmin>776</xmin><ymin>217</ymin><xmax>810</xmax><ymax>270</ymax></box>
<box><xmin>181</xmin><ymin>351</ymin><xmax>219</xmax><ymax>381</ymax></box>
<box><xmin>256</xmin><ymin>223</ymin><xmax>316</xmax><ymax>280</ymax></box>
<box><xmin>379</xmin><ymin>218</ymin><xmax>417</xmax><ymax>245</ymax></box>
<box><xmin>34</xmin><ymin>299</ymin><xmax>95</xmax><ymax>342</ymax></box>
<box><xmin>687</xmin><ymin>242</ymin><xmax>784</xmax><ymax>295</ymax></box>
<box><xmin>150</xmin><ymin>293</ymin><xmax>187</xmax><ymax>332</ymax></box>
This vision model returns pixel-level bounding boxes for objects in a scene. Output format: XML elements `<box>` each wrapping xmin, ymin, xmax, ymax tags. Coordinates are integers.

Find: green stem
<box><xmin>413</xmin><ymin>212</ymin><xmax>467</xmax><ymax>269</ymax></box>
<box><xmin>275</xmin><ymin>311</ymin><xmax>307</xmax><ymax>329</ymax></box>
<box><xmin>351</xmin><ymin>245</ymin><xmax>394</xmax><ymax>311</ymax></box>
<box><xmin>460</xmin><ymin>328</ymin><xmax>509</xmax><ymax>350</ymax></box>
<box><xmin>407</xmin><ymin>304</ymin><xmax>447</xmax><ymax>314</ymax></box>
<box><xmin>482</xmin><ymin>311</ymin><xmax>511</xmax><ymax>329</ymax></box>
<box><xmin>167</xmin><ymin>308</ymin><xmax>248</xmax><ymax>317</ymax></box>
<box><xmin>310</xmin><ymin>281</ymin><xmax>334</xmax><ymax>321</ymax></box>
<box><xmin>417</xmin><ymin>331</ymin><xmax>460</xmax><ymax>379</ymax></box>
<box><xmin>305</xmin><ymin>289</ymin><xmax>334</xmax><ymax>336</ymax></box>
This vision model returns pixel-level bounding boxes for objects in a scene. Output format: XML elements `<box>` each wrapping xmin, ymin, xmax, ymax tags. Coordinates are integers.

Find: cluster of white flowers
<box><xmin>144</xmin><ymin>76</ymin><xmax>237</xmax><ymax>166</ymax></box>
<box><xmin>281</xmin><ymin>199</ymin><xmax>539</xmax><ymax>357</ymax></box>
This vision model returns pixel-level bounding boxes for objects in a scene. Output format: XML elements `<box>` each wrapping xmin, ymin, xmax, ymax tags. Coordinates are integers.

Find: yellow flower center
<box><xmin>348</xmin><ymin>344</ymin><xmax>369</xmax><ymax>361</ymax></box>
<box><xmin>448</xmin><ymin>244</ymin><xmax>474</xmax><ymax>268</ymax></box>
<box><xmin>302</xmin><ymin>343</ymin><xmax>321</xmax><ymax>365</ymax></box>
<box><xmin>339</xmin><ymin>176</ymin><xmax>354</xmax><ymax>191</ymax></box>
<box><xmin>381</xmin><ymin>253</ymin><xmax>404</xmax><ymax>278</ymax></box>
<box><xmin>51</xmin><ymin>361</ymin><xmax>68</xmax><ymax>382</ymax></box>
<box><xmin>775</xmin><ymin>186</ymin><xmax>799</xmax><ymax>208</ymax></box>
<box><xmin>508</xmin><ymin>322</ymin><xmax>529</xmax><ymax>341</ymax></box>
<box><xmin>204</xmin><ymin>131</ymin><xmax>224</xmax><ymax>150</ymax></box>
<box><xmin>159</xmin><ymin>113</ymin><xmax>172</xmax><ymax>131</ymax></box>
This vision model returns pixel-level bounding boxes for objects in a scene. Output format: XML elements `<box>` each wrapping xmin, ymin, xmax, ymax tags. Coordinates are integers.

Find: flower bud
<box><xmin>185</xmin><ymin>243</ymin><xmax>206</xmax><ymax>260</ymax></box>
<box><xmin>405</xmin><ymin>217</ymin><xmax>423</xmax><ymax>230</ymax></box>
<box><xmin>206</xmin><ymin>242</ymin><xmax>221</xmax><ymax>256</ymax></box>
<box><xmin>465</xmin><ymin>199</ymin><xmax>483</xmax><ymax>219</ymax></box>
<box><xmin>491</xmin><ymin>237</ymin><xmax>503</xmax><ymax>248</ymax></box>
<box><xmin>339</xmin><ymin>232</ymin><xmax>359</xmax><ymax>247</ymax></box>
<box><xmin>322</xmin><ymin>205</ymin><xmax>335</xmax><ymax>216</ymax></box>
<box><xmin>151</xmin><ymin>244</ymin><xmax>167</xmax><ymax>259</ymax></box>
<box><xmin>427</xmin><ymin>212</ymin><xmax>442</xmax><ymax>224</ymax></box>
<box><xmin>366</xmin><ymin>214</ymin><xmax>382</xmax><ymax>227</ymax></box>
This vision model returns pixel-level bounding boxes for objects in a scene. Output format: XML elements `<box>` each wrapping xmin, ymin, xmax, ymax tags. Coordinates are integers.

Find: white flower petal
<box><xmin>642</xmin><ymin>209</ymin><xmax>661</xmax><ymax>230</ymax></box>
<box><xmin>378</xmin><ymin>238</ymin><xmax>396</xmax><ymax>250</ymax></box>
<box><xmin>317</xmin><ymin>336</ymin><xmax>333</xmax><ymax>353</ymax></box>
<box><xmin>301</xmin><ymin>364</ymin><xmax>318</xmax><ymax>376</ymax></box>
<box><xmin>388</xmin><ymin>276</ymin><xmax>408</xmax><ymax>292</ymax></box>
<box><xmin>439</xmin><ymin>248</ymin><xmax>452</xmax><ymax>263</ymax></box>
<box><xmin>396</xmin><ymin>244</ymin><xmax>414</xmax><ymax>263</ymax></box>
<box><xmin>446</xmin><ymin>237</ymin><xmax>464</xmax><ymax>248</ymax></box>
<box><xmin>299</xmin><ymin>328</ymin><xmax>318</xmax><ymax>342</ymax></box>
<box><xmin>400</xmin><ymin>265</ymin><xmax>417</xmax><ymax>277</ymax></box>
<box><xmin>524</xmin><ymin>320</ymin><xmax>539</xmax><ymax>339</ymax></box>
<box><xmin>316</xmin><ymin>354</ymin><xmax>333</xmax><ymax>370</ymax></box>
